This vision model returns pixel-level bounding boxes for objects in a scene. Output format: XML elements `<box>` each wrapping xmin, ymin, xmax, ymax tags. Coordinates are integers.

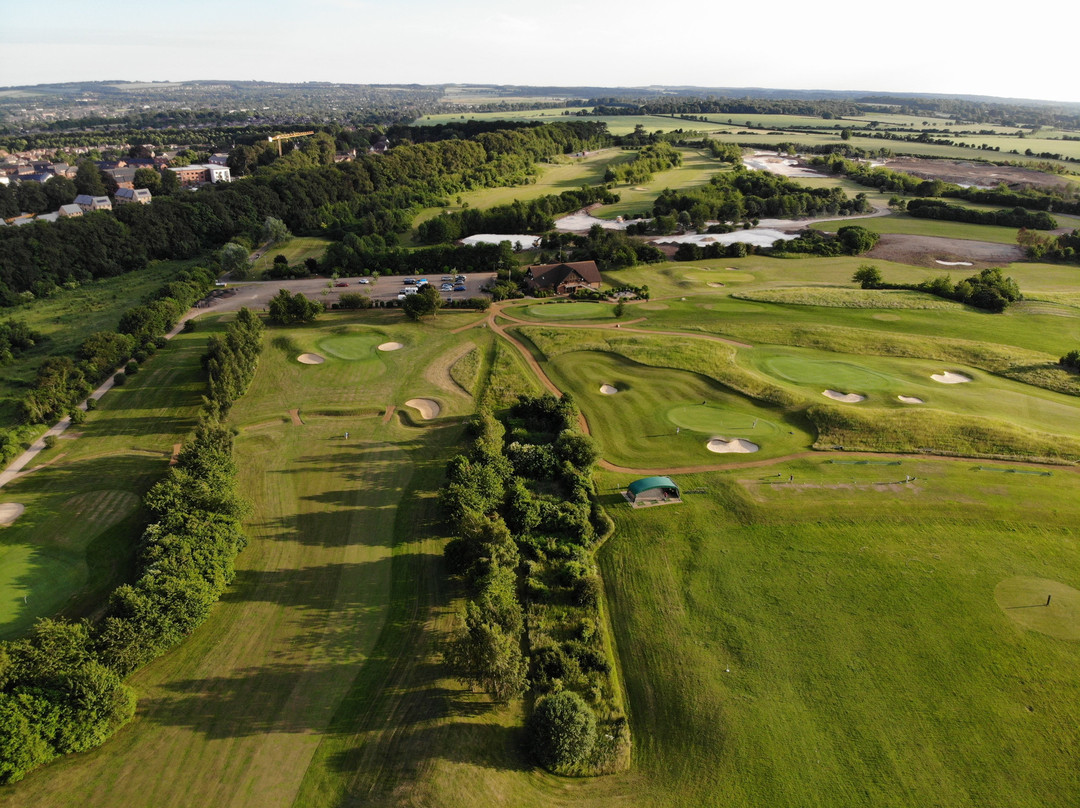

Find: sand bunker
<box><xmin>634</xmin><ymin>186</ymin><xmax>648</xmax><ymax>191</ymax></box>
<box><xmin>0</xmin><ymin>503</ymin><xmax>26</xmax><ymax>526</ymax></box>
<box><xmin>297</xmin><ymin>353</ymin><xmax>325</xmax><ymax>365</ymax></box>
<box><xmin>935</xmin><ymin>260</ymin><xmax>973</xmax><ymax>266</ymax></box>
<box><xmin>823</xmin><ymin>390</ymin><xmax>867</xmax><ymax>403</ymax></box>
<box><xmin>707</xmin><ymin>281</ymin><xmax>726</xmax><ymax>288</ymax></box>
<box><xmin>931</xmin><ymin>371</ymin><xmax>972</xmax><ymax>384</ymax></box>
<box><xmin>405</xmin><ymin>398</ymin><xmax>441</xmax><ymax>419</ymax></box>
<box><xmin>897</xmin><ymin>395</ymin><xmax>925</xmax><ymax>404</ymax></box>
<box><xmin>706</xmin><ymin>438</ymin><xmax>760</xmax><ymax>454</ymax></box>
<box><xmin>599</xmin><ymin>384</ymin><xmax>619</xmax><ymax>395</ymax></box>
<box><xmin>378</xmin><ymin>342</ymin><xmax>404</xmax><ymax>352</ymax></box>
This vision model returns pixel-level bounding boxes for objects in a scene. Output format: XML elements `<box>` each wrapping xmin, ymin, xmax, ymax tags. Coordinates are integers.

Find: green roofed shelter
<box><xmin>625</xmin><ymin>476</ymin><xmax>682</xmax><ymax>507</ymax></box>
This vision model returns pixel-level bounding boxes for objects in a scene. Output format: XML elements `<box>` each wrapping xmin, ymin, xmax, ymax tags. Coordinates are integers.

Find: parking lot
<box><xmin>201</xmin><ymin>272</ymin><xmax>497</xmax><ymax>314</ymax></box>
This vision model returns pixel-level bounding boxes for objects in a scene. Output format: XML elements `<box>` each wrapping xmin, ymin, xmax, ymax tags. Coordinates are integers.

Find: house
<box><xmin>103</xmin><ymin>166</ymin><xmax>138</xmax><ymax>189</ymax></box>
<box><xmin>208</xmin><ymin>153</ymin><xmax>230</xmax><ymax>166</ymax></box>
<box><xmin>524</xmin><ymin>261</ymin><xmax>602</xmax><ymax>295</ymax></box>
<box><xmin>74</xmin><ymin>194</ymin><xmax>112</xmax><ymax>212</ymax></box>
<box><xmin>59</xmin><ymin>203</ymin><xmax>83</xmax><ymax>218</ymax></box>
<box><xmin>624</xmin><ymin>476</ymin><xmax>682</xmax><ymax>508</ymax></box>
<box><xmin>115</xmin><ymin>187</ymin><xmax>152</xmax><ymax>205</ymax></box>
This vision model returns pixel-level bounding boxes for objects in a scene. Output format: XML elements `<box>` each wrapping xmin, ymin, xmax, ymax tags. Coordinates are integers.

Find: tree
<box><xmin>837</xmin><ymin>225</ymin><xmax>880</xmax><ymax>255</ymax></box>
<box><xmin>852</xmin><ymin>265</ymin><xmax>883</xmax><ymax>289</ymax></box>
<box><xmin>132</xmin><ymin>168</ymin><xmax>161</xmax><ymax>195</ymax></box>
<box><xmin>262</xmin><ymin>216</ymin><xmax>291</xmax><ymax>246</ymax></box>
<box><xmin>219</xmin><ymin>242</ymin><xmax>250</xmax><ymax>280</ymax></box>
<box><xmin>528</xmin><ymin>691</ymin><xmax>597</xmax><ymax>770</ymax></box>
<box><xmin>267</xmin><ymin>289</ymin><xmax>322</xmax><ymax>325</ymax></box>
<box><xmin>43</xmin><ymin>176</ymin><xmax>77</xmax><ymax>210</ymax></box>
<box><xmin>74</xmin><ymin>161</ymin><xmax>107</xmax><ymax>197</ymax></box>
<box><xmin>401</xmin><ymin>284</ymin><xmax>442</xmax><ymax>320</ymax></box>
<box><xmin>442</xmin><ymin>601</ymin><xmax>527</xmax><ymax>702</ymax></box>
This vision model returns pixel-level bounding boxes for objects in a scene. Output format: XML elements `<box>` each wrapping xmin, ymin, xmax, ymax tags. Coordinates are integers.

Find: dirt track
<box><xmin>868</xmin><ymin>233</ymin><xmax>1024</xmax><ymax>268</ymax></box>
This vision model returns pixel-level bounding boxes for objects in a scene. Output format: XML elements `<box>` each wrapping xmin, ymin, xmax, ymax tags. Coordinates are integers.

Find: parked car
<box><xmin>334</xmin><ymin>282</ymin><xmax>348</xmax><ymax>287</ymax></box>
<box><xmin>357</xmin><ymin>278</ymin><xmax>371</xmax><ymax>284</ymax></box>
<box><xmin>403</xmin><ymin>278</ymin><xmax>417</xmax><ymax>285</ymax></box>
<box><xmin>453</xmin><ymin>284</ymin><xmax>467</xmax><ymax>292</ymax></box>
<box><xmin>440</xmin><ymin>283</ymin><xmax>454</xmax><ymax>291</ymax></box>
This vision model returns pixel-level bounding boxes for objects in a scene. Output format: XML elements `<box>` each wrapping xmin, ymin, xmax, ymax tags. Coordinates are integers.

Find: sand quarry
<box><xmin>706</xmin><ymin>437</ymin><xmax>759</xmax><ymax>454</ymax></box>
<box><xmin>378</xmin><ymin>342</ymin><xmax>404</xmax><ymax>352</ymax></box>
<box><xmin>405</xmin><ymin>398</ymin><xmax>441</xmax><ymax>419</ymax></box>
<box><xmin>742</xmin><ymin>152</ymin><xmax>825</xmax><ymax>178</ymax></box>
<box><xmin>931</xmin><ymin>371</ymin><xmax>972</xmax><ymax>384</ymax></box>
<box><xmin>0</xmin><ymin>502</ymin><xmax>26</xmax><ymax>526</ymax></box>
<box><xmin>823</xmin><ymin>390</ymin><xmax>867</xmax><ymax>403</ymax></box>
<box><xmin>297</xmin><ymin>353</ymin><xmax>325</xmax><ymax>365</ymax></box>
<box><xmin>599</xmin><ymin>384</ymin><xmax>619</xmax><ymax>395</ymax></box>
<box><xmin>898</xmin><ymin>395</ymin><xmax>925</xmax><ymax>404</ymax></box>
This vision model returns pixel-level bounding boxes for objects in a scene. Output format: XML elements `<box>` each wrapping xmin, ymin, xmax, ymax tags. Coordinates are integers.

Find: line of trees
<box><xmin>853</xmin><ymin>265</ymin><xmax>1021</xmax><ymax>312</ymax></box>
<box><xmin>13</xmin><ymin>267</ymin><xmax>217</xmax><ymax>429</ymax></box>
<box><xmin>651</xmin><ymin>169</ymin><xmax>872</xmax><ymax>229</ymax></box>
<box><xmin>905</xmin><ymin>199</ymin><xmax>1057</xmax><ymax>229</ymax></box>
<box><xmin>1017</xmin><ymin>228</ymin><xmax>1080</xmax><ymax>263</ymax></box>
<box><xmin>440</xmin><ymin>392</ymin><xmax>625</xmax><ymax>774</ymax></box>
<box><xmin>0</xmin><ymin>310</ymin><xmax>263</xmax><ymax>783</ymax></box>
<box><xmin>604</xmin><ymin>142</ymin><xmax>682</xmax><ymax>184</ymax></box>
<box><xmin>416</xmin><ymin>186</ymin><xmax>619</xmax><ymax>245</ymax></box>
<box><xmin>774</xmin><ymin>225</ymin><xmax>881</xmax><ymax>257</ymax></box>
<box><xmin>0</xmin><ymin>121</ymin><xmax>613</xmax><ymax>303</ymax></box>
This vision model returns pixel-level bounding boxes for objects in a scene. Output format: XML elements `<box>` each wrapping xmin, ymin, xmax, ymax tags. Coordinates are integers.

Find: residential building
<box><xmin>74</xmin><ymin>194</ymin><xmax>112</xmax><ymax>212</ymax></box>
<box><xmin>115</xmin><ymin>187</ymin><xmax>152</xmax><ymax>205</ymax></box>
<box><xmin>58</xmin><ymin>203</ymin><xmax>83</xmax><ymax>218</ymax></box>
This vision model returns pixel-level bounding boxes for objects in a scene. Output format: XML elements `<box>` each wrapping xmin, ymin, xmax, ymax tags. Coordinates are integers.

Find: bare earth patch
<box><xmin>600</xmin><ymin>385</ymin><xmax>619</xmax><ymax>395</ymax></box>
<box><xmin>706</xmin><ymin>437</ymin><xmax>759</xmax><ymax>454</ymax></box>
<box><xmin>288</xmin><ymin>408</ymin><xmax>304</xmax><ymax>425</ymax></box>
<box><xmin>898</xmin><ymin>395</ymin><xmax>925</xmax><ymax>404</ymax></box>
<box><xmin>869</xmin><ymin>234</ymin><xmax>1023</xmax><ymax>269</ymax></box>
<box><xmin>405</xmin><ymin>398</ymin><xmax>441</xmax><ymax>419</ymax></box>
<box><xmin>883</xmin><ymin>157</ymin><xmax>1072</xmax><ymax>192</ymax></box>
<box><xmin>0</xmin><ymin>502</ymin><xmax>26</xmax><ymax>526</ymax></box>
<box><xmin>297</xmin><ymin>353</ymin><xmax>325</xmax><ymax>365</ymax></box>
<box><xmin>823</xmin><ymin>390</ymin><xmax>867</xmax><ymax>403</ymax></box>
<box><xmin>377</xmin><ymin>342</ymin><xmax>404</xmax><ymax>352</ymax></box>
<box><xmin>931</xmin><ymin>371</ymin><xmax>972</xmax><ymax>384</ymax></box>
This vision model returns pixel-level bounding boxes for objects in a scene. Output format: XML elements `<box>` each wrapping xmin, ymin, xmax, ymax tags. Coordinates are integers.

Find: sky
<box><xmin>3</xmin><ymin>0</ymin><xmax>1079</xmax><ymax>105</ymax></box>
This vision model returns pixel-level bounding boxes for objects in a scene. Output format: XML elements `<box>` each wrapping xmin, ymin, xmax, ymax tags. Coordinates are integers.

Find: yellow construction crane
<box><xmin>267</xmin><ymin>131</ymin><xmax>315</xmax><ymax>155</ymax></box>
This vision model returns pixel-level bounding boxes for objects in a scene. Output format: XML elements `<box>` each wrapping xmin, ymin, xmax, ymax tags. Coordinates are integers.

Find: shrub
<box><xmin>68</xmin><ymin>408</ymin><xmax>86</xmax><ymax>425</ymax></box>
<box><xmin>528</xmin><ymin>691</ymin><xmax>597</xmax><ymax>770</ymax></box>
<box><xmin>113</xmin><ymin>372</ymin><xmax>126</xmax><ymax>386</ymax></box>
<box><xmin>182</xmin><ymin>319</ymin><xmax>196</xmax><ymax>333</ymax></box>
<box><xmin>43</xmin><ymin>435</ymin><xmax>58</xmax><ymax>450</ymax></box>
<box><xmin>125</xmin><ymin>360</ymin><xmax>139</xmax><ymax>375</ymax></box>
<box><xmin>85</xmin><ymin>398</ymin><xmax>97</xmax><ymax>411</ymax></box>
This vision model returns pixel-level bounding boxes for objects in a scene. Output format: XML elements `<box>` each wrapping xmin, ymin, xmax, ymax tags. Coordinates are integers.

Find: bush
<box><xmin>528</xmin><ymin>690</ymin><xmax>597</xmax><ymax>770</ymax></box>
<box><xmin>68</xmin><ymin>407</ymin><xmax>86</xmax><ymax>425</ymax></box>
<box><xmin>113</xmin><ymin>372</ymin><xmax>126</xmax><ymax>386</ymax></box>
<box><xmin>125</xmin><ymin>360</ymin><xmax>139</xmax><ymax>375</ymax></box>
<box><xmin>85</xmin><ymin>397</ymin><xmax>97</xmax><ymax>411</ymax></box>
<box><xmin>43</xmin><ymin>435</ymin><xmax>58</xmax><ymax>450</ymax></box>
<box><xmin>182</xmin><ymin>319</ymin><xmax>196</xmax><ymax>333</ymax></box>
<box><xmin>154</xmin><ymin>336</ymin><xmax>168</xmax><ymax>349</ymax></box>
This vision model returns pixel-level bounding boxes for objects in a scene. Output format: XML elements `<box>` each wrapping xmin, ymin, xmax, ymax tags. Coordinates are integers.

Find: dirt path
<box><xmin>382</xmin><ymin>405</ymin><xmax>396</xmax><ymax>424</ymax></box>
<box><xmin>288</xmin><ymin>408</ymin><xmax>304</xmax><ymax>426</ymax></box>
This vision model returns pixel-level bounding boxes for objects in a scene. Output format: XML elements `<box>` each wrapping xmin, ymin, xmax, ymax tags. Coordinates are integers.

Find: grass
<box><xmin>448</xmin><ymin>346</ymin><xmax>481</xmax><ymax>395</ymax></box>
<box><xmin>731</xmin><ymin>287</ymin><xmax>959</xmax><ymax>309</ymax></box>
<box><xmin>249</xmin><ymin>237</ymin><xmax>333</xmax><ymax>276</ymax></box>
<box><xmin>524</xmin><ymin>301</ymin><xmax>617</xmax><ymax>320</ymax></box>
<box><xmin>0</xmin><ymin>262</ymin><xmax>185</xmax><ymax>427</ymax></box>
<box><xmin>0</xmin><ymin>315</ymin><xmax>215</xmax><ymax>638</ymax></box>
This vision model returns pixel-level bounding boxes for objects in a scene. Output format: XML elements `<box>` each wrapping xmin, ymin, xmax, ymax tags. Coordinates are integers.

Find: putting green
<box><xmin>667</xmin><ymin>404</ymin><xmax>781</xmax><ymax>436</ymax></box>
<box><xmin>995</xmin><ymin>577</ymin><xmax>1080</xmax><ymax>640</ymax></box>
<box><xmin>526</xmin><ymin>302</ymin><xmax>614</xmax><ymax>319</ymax></box>
<box><xmin>0</xmin><ymin>546</ymin><xmax>86</xmax><ymax>635</ymax></box>
<box><xmin>318</xmin><ymin>333</ymin><xmax>387</xmax><ymax>361</ymax></box>
<box><xmin>762</xmin><ymin>355</ymin><xmax>895</xmax><ymax>391</ymax></box>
